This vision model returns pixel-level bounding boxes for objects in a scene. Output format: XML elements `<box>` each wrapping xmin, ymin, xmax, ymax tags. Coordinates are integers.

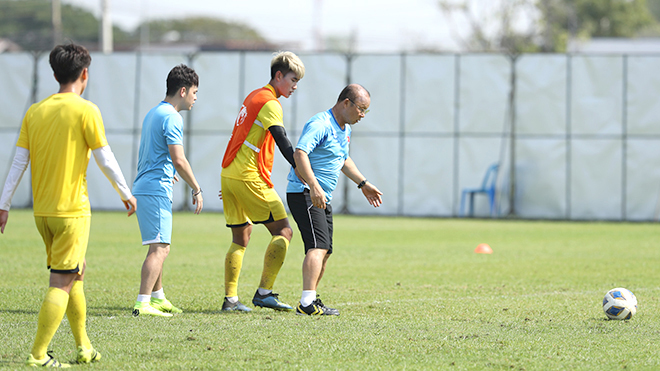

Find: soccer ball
<box><xmin>602</xmin><ymin>288</ymin><xmax>637</xmax><ymax>320</ymax></box>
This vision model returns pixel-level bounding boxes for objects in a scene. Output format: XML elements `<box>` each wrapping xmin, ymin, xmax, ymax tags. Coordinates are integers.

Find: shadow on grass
<box><xmin>87</xmin><ymin>306</ymin><xmax>229</xmax><ymax>316</ymax></box>
<box><xmin>0</xmin><ymin>360</ymin><xmax>24</xmax><ymax>368</ymax></box>
<box><xmin>0</xmin><ymin>308</ymin><xmax>37</xmax><ymax>315</ymax></box>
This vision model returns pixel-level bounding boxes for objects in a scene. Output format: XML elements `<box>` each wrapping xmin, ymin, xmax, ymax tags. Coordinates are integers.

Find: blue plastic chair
<box><xmin>460</xmin><ymin>163</ymin><xmax>499</xmax><ymax>217</ymax></box>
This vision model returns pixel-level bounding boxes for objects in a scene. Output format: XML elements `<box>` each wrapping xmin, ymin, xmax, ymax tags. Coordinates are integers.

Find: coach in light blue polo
<box><xmin>286</xmin><ymin>109</ymin><xmax>351</xmax><ymax>201</ymax></box>
<box><xmin>286</xmin><ymin>84</ymin><xmax>383</xmax><ymax>316</ymax></box>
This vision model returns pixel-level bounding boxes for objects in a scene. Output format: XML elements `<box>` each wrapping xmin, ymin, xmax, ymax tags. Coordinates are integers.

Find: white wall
<box><xmin>2</xmin><ymin>52</ymin><xmax>660</xmax><ymax>221</ymax></box>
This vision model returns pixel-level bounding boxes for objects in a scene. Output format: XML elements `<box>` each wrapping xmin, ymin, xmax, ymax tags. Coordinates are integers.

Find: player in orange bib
<box><xmin>219</xmin><ymin>52</ymin><xmax>304</xmax><ymax>312</ymax></box>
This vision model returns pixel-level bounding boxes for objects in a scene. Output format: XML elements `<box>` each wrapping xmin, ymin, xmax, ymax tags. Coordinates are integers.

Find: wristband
<box><xmin>357</xmin><ymin>180</ymin><xmax>367</xmax><ymax>189</ymax></box>
<box><xmin>192</xmin><ymin>188</ymin><xmax>203</xmax><ymax>197</ymax></box>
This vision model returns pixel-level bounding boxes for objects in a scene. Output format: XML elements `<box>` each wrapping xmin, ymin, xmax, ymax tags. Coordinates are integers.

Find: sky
<box><xmin>63</xmin><ymin>0</ymin><xmax>481</xmax><ymax>52</ymax></box>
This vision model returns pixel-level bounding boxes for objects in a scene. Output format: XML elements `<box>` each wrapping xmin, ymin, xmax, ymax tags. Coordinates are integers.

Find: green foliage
<box><xmin>2</xmin><ymin>210</ymin><xmax>660</xmax><ymax>369</ymax></box>
<box><xmin>0</xmin><ymin>1</ymin><xmax>265</xmax><ymax>51</ymax></box>
<box><xmin>440</xmin><ymin>0</ymin><xmax>658</xmax><ymax>53</ymax></box>
<box><xmin>537</xmin><ymin>0</ymin><xmax>657</xmax><ymax>52</ymax></box>
<box><xmin>0</xmin><ymin>0</ymin><xmax>132</xmax><ymax>51</ymax></box>
<box><xmin>138</xmin><ymin>17</ymin><xmax>266</xmax><ymax>44</ymax></box>
<box><xmin>649</xmin><ymin>0</ymin><xmax>660</xmax><ymax>20</ymax></box>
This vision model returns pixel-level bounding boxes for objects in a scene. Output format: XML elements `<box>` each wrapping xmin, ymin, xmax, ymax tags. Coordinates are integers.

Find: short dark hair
<box><xmin>166</xmin><ymin>64</ymin><xmax>199</xmax><ymax>97</ymax></box>
<box><xmin>49</xmin><ymin>44</ymin><xmax>91</xmax><ymax>85</ymax></box>
<box><xmin>337</xmin><ymin>84</ymin><xmax>370</xmax><ymax>103</ymax></box>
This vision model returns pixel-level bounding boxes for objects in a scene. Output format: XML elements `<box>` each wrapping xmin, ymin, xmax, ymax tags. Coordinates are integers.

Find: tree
<box><xmin>439</xmin><ymin>0</ymin><xmax>657</xmax><ymax>53</ymax></box>
<box><xmin>135</xmin><ymin>17</ymin><xmax>270</xmax><ymax>49</ymax></box>
<box><xmin>0</xmin><ymin>1</ymin><xmax>270</xmax><ymax>52</ymax></box>
<box><xmin>537</xmin><ymin>0</ymin><xmax>656</xmax><ymax>52</ymax></box>
<box><xmin>439</xmin><ymin>0</ymin><xmax>539</xmax><ymax>53</ymax></box>
<box><xmin>0</xmin><ymin>0</ymin><xmax>131</xmax><ymax>51</ymax></box>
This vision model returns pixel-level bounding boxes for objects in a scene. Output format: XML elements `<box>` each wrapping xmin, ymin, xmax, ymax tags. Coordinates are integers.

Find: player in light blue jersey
<box><xmin>132</xmin><ymin>64</ymin><xmax>204</xmax><ymax>317</ymax></box>
<box><xmin>286</xmin><ymin>84</ymin><xmax>383</xmax><ymax>316</ymax></box>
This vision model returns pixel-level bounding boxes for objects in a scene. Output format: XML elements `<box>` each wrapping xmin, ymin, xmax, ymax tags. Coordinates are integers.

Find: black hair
<box><xmin>166</xmin><ymin>64</ymin><xmax>199</xmax><ymax>97</ymax></box>
<box><xmin>337</xmin><ymin>84</ymin><xmax>370</xmax><ymax>103</ymax></box>
<box><xmin>49</xmin><ymin>44</ymin><xmax>91</xmax><ymax>85</ymax></box>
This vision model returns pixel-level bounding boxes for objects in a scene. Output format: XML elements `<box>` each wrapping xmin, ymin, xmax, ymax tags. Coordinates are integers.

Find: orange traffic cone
<box><xmin>474</xmin><ymin>243</ymin><xmax>493</xmax><ymax>254</ymax></box>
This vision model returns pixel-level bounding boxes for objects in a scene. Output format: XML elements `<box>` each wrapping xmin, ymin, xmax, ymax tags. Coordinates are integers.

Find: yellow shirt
<box><xmin>17</xmin><ymin>92</ymin><xmax>108</xmax><ymax>217</ymax></box>
<box><xmin>221</xmin><ymin>94</ymin><xmax>284</xmax><ymax>182</ymax></box>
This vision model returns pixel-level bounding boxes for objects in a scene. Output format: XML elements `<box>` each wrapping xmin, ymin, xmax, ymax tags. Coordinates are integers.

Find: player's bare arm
<box><xmin>0</xmin><ymin>147</ymin><xmax>31</xmax><ymax>233</ymax></box>
<box><xmin>294</xmin><ymin>148</ymin><xmax>326</xmax><ymax>209</ymax></box>
<box><xmin>342</xmin><ymin>156</ymin><xmax>383</xmax><ymax>208</ymax></box>
<box><xmin>168</xmin><ymin>144</ymin><xmax>203</xmax><ymax>214</ymax></box>
<box><xmin>0</xmin><ymin>210</ymin><xmax>8</xmax><ymax>234</ymax></box>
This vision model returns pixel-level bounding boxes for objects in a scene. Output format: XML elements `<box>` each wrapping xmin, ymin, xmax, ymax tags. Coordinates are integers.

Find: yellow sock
<box><xmin>66</xmin><ymin>281</ymin><xmax>92</xmax><ymax>349</ymax></box>
<box><xmin>225</xmin><ymin>243</ymin><xmax>246</xmax><ymax>297</ymax></box>
<box><xmin>31</xmin><ymin>287</ymin><xmax>69</xmax><ymax>360</ymax></box>
<box><xmin>259</xmin><ymin>236</ymin><xmax>289</xmax><ymax>290</ymax></box>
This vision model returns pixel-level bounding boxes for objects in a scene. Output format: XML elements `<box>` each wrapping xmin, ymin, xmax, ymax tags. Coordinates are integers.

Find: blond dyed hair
<box><xmin>270</xmin><ymin>51</ymin><xmax>305</xmax><ymax>80</ymax></box>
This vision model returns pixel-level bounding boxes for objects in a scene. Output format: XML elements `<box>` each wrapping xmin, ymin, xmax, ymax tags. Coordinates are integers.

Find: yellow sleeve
<box><xmin>83</xmin><ymin>103</ymin><xmax>109</xmax><ymax>150</ymax></box>
<box><xmin>256</xmin><ymin>100</ymin><xmax>284</xmax><ymax>130</ymax></box>
<box><xmin>16</xmin><ymin>107</ymin><xmax>30</xmax><ymax>149</ymax></box>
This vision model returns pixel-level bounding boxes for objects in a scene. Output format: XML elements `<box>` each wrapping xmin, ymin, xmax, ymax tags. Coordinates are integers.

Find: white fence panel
<box><xmin>516</xmin><ymin>54</ymin><xmax>567</xmax><ymax>135</ymax></box>
<box><xmin>627</xmin><ymin>56</ymin><xmax>660</xmax><ymax>136</ymax></box>
<box><xmin>626</xmin><ymin>139</ymin><xmax>660</xmax><ymax>220</ymax></box>
<box><xmin>570</xmin><ymin>139</ymin><xmax>622</xmax><ymax>219</ymax></box>
<box><xmin>515</xmin><ymin>138</ymin><xmax>567</xmax><ymax>219</ymax></box>
<box><xmin>571</xmin><ymin>56</ymin><xmax>623</xmax><ymax>136</ymax></box>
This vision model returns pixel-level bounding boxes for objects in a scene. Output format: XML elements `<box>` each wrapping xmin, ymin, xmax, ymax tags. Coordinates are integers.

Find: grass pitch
<box><xmin>1</xmin><ymin>209</ymin><xmax>660</xmax><ymax>370</ymax></box>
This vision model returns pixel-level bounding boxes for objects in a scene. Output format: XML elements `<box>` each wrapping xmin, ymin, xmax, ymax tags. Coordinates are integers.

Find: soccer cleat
<box><xmin>314</xmin><ymin>296</ymin><xmax>340</xmax><ymax>316</ymax></box>
<box><xmin>132</xmin><ymin>301</ymin><xmax>173</xmax><ymax>317</ymax></box>
<box><xmin>150</xmin><ymin>298</ymin><xmax>183</xmax><ymax>313</ymax></box>
<box><xmin>221</xmin><ymin>297</ymin><xmax>252</xmax><ymax>312</ymax></box>
<box><xmin>252</xmin><ymin>290</ymin><xmax>293</xmax><ymax>311</ymax></box>
<box><xmin>76</xmin><ymin>346</ymin><xmax>101</xmax><ymax>364</ymax></box>
<box><xmin>26</xmin><ymin>352</ymin><xmax>71</xmax><ymax>368</ymax></box>
<box><xmin>295</xmin><ymin>298</ymin><xmax>339</xmax><ymax>316</ymax></box>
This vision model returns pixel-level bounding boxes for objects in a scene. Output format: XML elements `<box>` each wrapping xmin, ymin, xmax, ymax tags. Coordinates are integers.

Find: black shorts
<box><xmin>287</xmin><ymin>190</ymin><xmax>333</xmax><ymax>254</ymax></box>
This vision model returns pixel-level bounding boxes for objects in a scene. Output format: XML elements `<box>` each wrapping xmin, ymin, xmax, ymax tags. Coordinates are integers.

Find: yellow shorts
<box><xmin>34</xmin><ymin>216</ymin><xmax>90</xmax><ymax>274</ymax></box>
<box><xmin>221</xmin><ymin>176</ymin><xmax>287</xmax><ymax>227</ymax></box>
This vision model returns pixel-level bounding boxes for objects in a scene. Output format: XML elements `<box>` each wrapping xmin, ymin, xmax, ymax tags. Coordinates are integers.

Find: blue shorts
<box><xmin>135</xmin><ymin>195</ymin><xmax>172</xmax><ymax>245</ymax></box>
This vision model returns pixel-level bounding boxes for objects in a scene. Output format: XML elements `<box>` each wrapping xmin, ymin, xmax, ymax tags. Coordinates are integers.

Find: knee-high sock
<box><xmin>31</xmin><ymin>287</ymin><xmax>69</xmax><ymax>359</ymax></box>
<box><xmin>66</xmin><ymin>281</ymin><xmax>91</xmax><ymax>349</ymax></box>
<box><xmin>259</xmin><ymin>236</ymin><xmax>289</xmax><ymax>290</ymax></box>
<box><xmin>225</xmin><ymin>243</ymin><xmax>246</xmax><ymax>297</ymax></box>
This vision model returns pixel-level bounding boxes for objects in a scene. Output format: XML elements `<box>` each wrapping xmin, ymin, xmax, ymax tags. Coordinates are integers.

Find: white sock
<box><xmin>301</xmin><ymin>290</ymin><xmax>316</xmax><ymax>307</ymax></box>
<box><xmin>151</xmin><ymin>288</ymin><xmax>165</xmax><ymax>299</ymax></box>
<box><xmin>137</xmin><ymin>294</ymin><xmax>150</xmax><ymax>303</ymax></box>
<box><xmin>257</xmin><ymin>288</ymin><xmax>271</xmax><ymax>296</ymax></box>
<box><xmin>226</xmin><ymin>296</ymin><xmax>238</xmax><ymax>304</ymax></box>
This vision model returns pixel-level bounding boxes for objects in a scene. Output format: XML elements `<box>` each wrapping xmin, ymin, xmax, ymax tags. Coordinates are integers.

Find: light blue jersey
<box><xmin>133</xmin><ymin>101</ymin><xmax>183</xmax><ymax>201</ymax></box>
<box><xmin>287</xmin><ymin>109</ymin><xmax>351</xmax><ymax>202</ymax></box>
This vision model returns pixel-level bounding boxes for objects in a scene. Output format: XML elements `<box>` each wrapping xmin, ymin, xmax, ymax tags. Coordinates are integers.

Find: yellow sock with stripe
<box><xmin>31</xmin><ymin>287</ymin><xmax>69</xmax><ymax>360</ymax></box>
<box><xmin>66</xmin><ymin>281</ymin><xmax>92</xmax><ymax>349</ymax></box>
<box><xmin>258</xmin><ymin>236</ymin><xmax>289</xmax><ymax>290</ymax></box>
<box><xmin>225</xmin><ymin>243</ymin><xmax>246</xmax><ymax>297</ymax></box>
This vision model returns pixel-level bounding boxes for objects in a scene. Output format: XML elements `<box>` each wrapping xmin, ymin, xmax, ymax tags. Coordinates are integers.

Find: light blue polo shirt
<box><xmin>287</xmin><ymin>109</ymin><xmax>351</xmax><ymax>202</ymax></box>
<box><xmin>132</xmin><ymin>101</ymin><xmax>183</xmax><ymax>201</ymax></box>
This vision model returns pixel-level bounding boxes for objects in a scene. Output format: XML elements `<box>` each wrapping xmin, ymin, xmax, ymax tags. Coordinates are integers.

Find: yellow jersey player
<box><xmin>0</xmin><ymin>43</ymin><xmax>137</xmax><ymax>367</ymax></box>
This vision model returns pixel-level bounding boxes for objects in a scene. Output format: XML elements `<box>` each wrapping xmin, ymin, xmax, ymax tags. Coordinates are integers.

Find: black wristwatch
<box><xmin>357</xmin><ymin>180</ymin><xmax>367</xmax><ymax>189</ymax></box>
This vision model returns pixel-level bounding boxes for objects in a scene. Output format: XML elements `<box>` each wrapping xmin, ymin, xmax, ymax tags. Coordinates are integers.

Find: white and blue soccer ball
<box><xmin>602</xmin><ymin>288</ymin><xmax>637</xmax><ymax>320</ymax></box>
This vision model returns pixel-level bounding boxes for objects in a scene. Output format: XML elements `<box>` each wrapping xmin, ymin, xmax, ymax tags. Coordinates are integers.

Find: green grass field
<box><xmin>1</xmin><ymin>209</ymin><xmax>660</xmax><ymax>370</ymax></box>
